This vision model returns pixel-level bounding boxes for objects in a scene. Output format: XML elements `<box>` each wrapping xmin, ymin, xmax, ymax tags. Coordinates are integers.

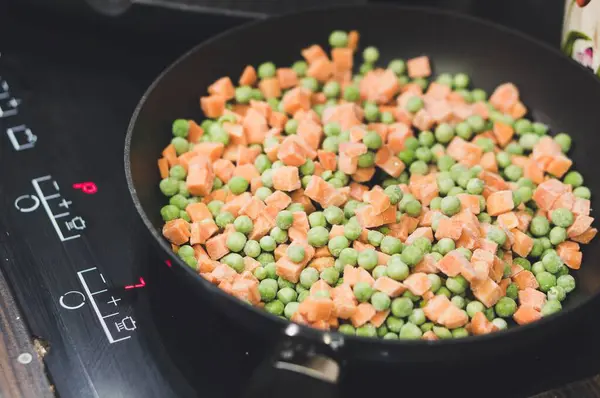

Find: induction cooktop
<box><xmin>2</xmin><ymin>2</ymin><xmax>600</xmax><ymax>398</ymax></box>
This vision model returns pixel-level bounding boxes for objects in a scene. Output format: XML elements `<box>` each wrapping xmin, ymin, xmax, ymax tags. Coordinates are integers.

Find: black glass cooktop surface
<box><xmin>2</xmin><ymin>2</ymin><xmax>600</xmax><ymax>398</ymax></box>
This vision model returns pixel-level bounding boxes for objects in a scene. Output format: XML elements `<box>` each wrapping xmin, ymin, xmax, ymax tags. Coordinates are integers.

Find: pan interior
<box><xmin>127</xmin><ymin>6</ymin><xmax>600</xmax><ymax>316</ymax></box>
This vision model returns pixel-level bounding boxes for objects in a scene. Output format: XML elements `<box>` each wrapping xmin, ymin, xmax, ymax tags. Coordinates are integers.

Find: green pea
<box><xmin>258</xmin><ymin>62</ymin><xmax>276</xmax><ymax>79</ymax></box>
<box><xmin>308</xmin><ymin>212</ymin><xmax>327</xmax><ymax>228</ymax></box>
<box><xmin>357</xmin><ymin>249</ymin><xmax>378</xmax><ymax>271</ymax></box>
<box><xmin>354</xmin><ymin>281</ymin><xmax>374</xmax><ymax>303</ymax></box>
<box><xmin>370</xmin><ymin>291</ymin><xmax>391</xmax><ymax>311</ymax></box>
<box><xmin>437</xmin><ymin>155</ymin><xmax>456</xmax><ymax>171</ymax></box>
<box><xmin>530</xmin><ymin>216</ymin><xmax>550</xmax><ymax>237</ymax></box>
<box><xmin>391</xmin><ymin>297</ymin><xmax>414</xmax><ymax>318</ymax></box>
<box><xmin>381</xmin><ymin>111</ymin><xmax>395</xmax><ymax>124</ymax></box>
<box><xmin>532</xmin><ymin>122</ymin><xmax>548</xmax><ymax>135</ymax></box>
<box><xmin>380</xmin><ymin>236</ymin><xmax>403</xmax><ymax>255</ymax></box>
<box><xmin>159</xmin><ymin>178</ymin><xmax>180</xmax><ymax>197</ymax></box>
<box><xmin>453</xmin><ymin>73</ymin><xmax>470</xmax><ymax>89</ymax></box>
<box><xmin>171</xmin><ymin>119</ymin><xmax>190</xmax><ymax>138</ymax></box>
<box><xmin>160</xmin><ymin>205</ymin><xmax>180</xmax><ymax>221</ymax></box>
<box><xmin>387</xmin><ymin>257</ymin><xmax>409</xmax><ymax>281</ymax></box>
<box><xmin>409</xmin><ymin>160</ymin><xmax>428</xmax><ymax>176</ymax></box>
<box><xmin>492</xmin><ymin>318</ymin><xmax>508</xmax><ymax>331</ymax></box>
<box><xmin>441</xmin><ymin>196</ymin><xmax>461</xmax><ymax>216</ymax></box>
<box><xmin>255</xmin><ymin>187</ymin><xmax>272</xmax><ymax>202</ymax></box>
<box><xmin>338</xmin><ymin>324</ymin><xmax>356</xmax><ymax>335</ymax></box>
<box><xmin>487</xmin><ymin>226</ymin><xmax>507</xmax><ymax>246</ymax></box>
<box><xmin>324</xmin><ymin>206</ymin><xmax>344</xmax><ymax>225</ymax></box>
<box><xmin>551</xmin><ymin>207</ymin><xmax>574</xmax><ymax>228</ymax></box>
<box><xmin>228</xmin><ymin>176</ymin><xmax>249</xmax><ymax>194</ymax></box>
<box><xmin>215</xmin><ymin>211</ymin><xmax>234</xmax><ymax>228</ymax></box>
<box><xmin>557</xmin><ymin>274</ymin><xmax>576</xmax><ymax>293</ymax></box>
<box><xmin>339</xmin><ymin>248</ymin><xmax>358</xmax><ymax>266</ymax></box>
<box><xmin>547</xmin><ymin>285</ymin><xmax>566</xmax><ymax>302</ymax></box>
<box><xmin>259</xmin><ymin>235</ymin><xmax>277</xmax><ymax>252</ymax></box>
<box><xmin>505</xmin><ymin>142</ymin><xmax>523</xmax><ymax>155</ymax></box>
<box><xmin>446</xmin><ymin>275</ymin><xmax>468</xmax><ymax>294</ymax></box>
<box><xmin>243</xmin><ymin>239</ymin><xmax>261</xmax><ymax>258</ymax></box>
<box><xmin>549</xmin><ymin>226</ymin><xmax>567</xmax><ymax>246</ymax></box>
<box><xmin>292</xmin><ymin>60</ymin><xmax>308</xmax><ymax>77</ymax></box>
<box><xmin>408</xmin><ymin>308</ymin><xmax>426</xmax><ymax>325</ymax></box>
<box><xmin>287</xmin><ymin>245</ymin><xmax>305</xmax><ymax>263</ymax></box>
<box><xmin>362</xmin><ymin>46</ymin><xmax>379</xmax><ymax>63</ymax></box>
<box><xmin>514</xmin><ymin>119</ymin><xmax>532</xmax><ymax>135</ymax></box>
<box><xmin>235</xmin><ymin>85</ymin><xmax>253</xmax><ymax>104</ymax></box>
<box><xmin>414</xmin><ymin>147</ymin><xmax>432</xmax><ymax>164</ymax></box>
<box><xmin>554</xmin><ymin>133</ymin><xmax>572</xmax><ymax>153</ymax></box>
<box><xmin>283</xmin><ymin>302</ymin><xmax>300</xmax><ymax>319</ymax></box>
<box><xmin>406</xmin><ymin>96</ymin><xmax>424</xmax><ymax>113</ymax></box>
<box><xmin>400</xmin><ymin>245</ymin><xmax>423</xmax><ymax>267</ymax></box>
<box><xmin>299</xmin><ymin>267</ymin><xmax>319</xmax><ymax>288</ymax></box>
<box><xmin>455</xmin><ymin>121</ymin><xmax>473</xmax><ymax>140</ymax></box>
<box><xmin>435</xmin><ymin>123</ymin><xmax>455</xmax><ymax>144</ymax></box>
<box><xmin>226</xmin><ymin>232</ymin><xmax>247</xmax><ymax>253</ymax></box>
<box><xmin>328</xmin><ymin>236</ymin><xmax>350</xmax><ymax>257</ymax></box>
<box><xmin>363</xmin><ymin>131</ymin><xmax>383</xmax><ymax>150</ymax></box>
<box><xmin>437</xmin><ymin>177</ymin><xmax>455</xmax><ymax>195</ymax></box>
<box><xmin>573</xmin><ymin>186</ymin><xmax>591</xmax><ymax>199</ymax></box>
<box><xmin>418</xmin><ymin>130</ymin><xmax>435</xmax><ymax>147</ymax></box>
<box><xmin>343</xmin><ymin>84</ymin><xmax>360</xmax><ymax>102</ymax></box>
<box><xmin>307</xmin><ymin>226</ymin><xmax>329</xmax><ymax>247</ymax></box>
<box><xmin>564</xmin><ymin>171</ymin><xmax>584</xmax><ymax>187</ymax></box>
<box><xmin>320</xmin><ymin>267</ymin><xmax>340</xmax><ymax>286</ymax></box>
<box><xmin>466</xmin><ymin>301</ymin><xmax>485</xmax><ymax>318</ymax></box>
<box><xmin>329</xmin><ymin>30</ymin><xmax>348</xmax><ymax>47</ymax></box>
<box><xmin>495</xmin><ymin>297</ymin><xmax>517</xmax><ymax>318</ymax></box>
<box><xmin>466</xmin><ymin>115</ymin><xmax>486</xmax><ymax>132</ymax></box>
<box><xmin>398</xmin><ymin>149</ymin><xmax>415</xmax><ymax>165</ymax></box>
<box><xmin>382</xmin><ymin>186</ymin><xmax>402</xmax><ymax>206</ymax></box>
<box><xmin>504</xmin><ymin>164</ymin><xmax>523</xmax><ymax>181</ymax></box>
<box><xmin>273</xmin><ymin>210</ymin><xmax>292</xmax><ymax>230</ymax></box>
<box><xmin>253</xmin><ymin>266</ymin><xmax>268</xmax><ymax>281</ymax></box>
<box><xmin>436</xmin><ymin>73</ymin><xmax>453</xmax><ymax>86</ymax></box>
<box><xmin>388</xmin><ymin>59</ymin><xmax>406</xmax><ymax>75</ymax></box>
<box><xmin>233</xmin><ymin>215</ymin><xmax>253</xmax><ymax>234</ymax></box>
<box><xmin>536</xmin><ymin>271</ymin><xmax>557</xmax><ymax>292</ymax></box>
<box><xmin>541</xmin><ymin>299</ymin><xmax>562</xmax><ymax>317</ymax></box>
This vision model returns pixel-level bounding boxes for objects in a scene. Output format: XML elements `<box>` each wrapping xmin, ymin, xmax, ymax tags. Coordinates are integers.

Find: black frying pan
<box><xmin>125</xmin><ymin>5</ymin><xmax>600</xmax><ymax>396</ymax></box>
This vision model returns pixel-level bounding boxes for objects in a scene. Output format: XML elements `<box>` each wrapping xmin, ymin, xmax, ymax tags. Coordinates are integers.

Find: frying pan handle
<box><xmin>243</xmin><ymin>324</ymin><xmax>342</xmax><ymax>398</ymax></box>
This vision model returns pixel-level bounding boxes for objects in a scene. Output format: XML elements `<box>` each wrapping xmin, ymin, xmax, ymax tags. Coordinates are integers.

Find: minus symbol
<box><xmin>102</xmin><ymin>313</ymin><xmax>119</xmax><ymax>319</ymax></box>
<box><xmin>91</xmin><ymin>289</ymin><xmax>108</xmax><ymax>296</ymax></box>
<box><xmin>53</xmin><ymin>181</ymin><xmax>60</xmax><ymax>190</ymax></box>
<box><xmin>44</xmin><ymin>194</ymin><xmax>60</xmax><ymax>200</ymax></box>
<box><xmin>54</xmin><ymin>212</ymin><xmax>69</xmax><ymax>218</ymax></box>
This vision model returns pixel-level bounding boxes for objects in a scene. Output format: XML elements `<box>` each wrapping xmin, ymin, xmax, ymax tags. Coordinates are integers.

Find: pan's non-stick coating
<box><xmin>126</xmin><ymin>5</ymin><xmax>600</xmax><ymax>361</ymax></box>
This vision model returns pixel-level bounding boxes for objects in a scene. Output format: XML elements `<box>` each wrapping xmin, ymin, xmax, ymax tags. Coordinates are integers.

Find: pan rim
<box><xmin>124</xmin><ymin>3</ymin><xmax>600</xmax><ymax>350</ymax></box>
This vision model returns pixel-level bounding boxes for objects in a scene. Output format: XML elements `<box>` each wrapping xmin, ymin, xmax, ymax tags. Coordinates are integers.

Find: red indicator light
<box><xmin>124</xmin><ymin>277</ymin><xmax>146</xmax><ymax>290</ymax></box>
<box><xmin>73</xmin><ymin>182</ymin><xmax>98</xmax><ymax>194</ymax></box>
<box><xmin>165</xmin><ymin>260</ymin><xmax>172</xmax><ymax>268</ymax></box>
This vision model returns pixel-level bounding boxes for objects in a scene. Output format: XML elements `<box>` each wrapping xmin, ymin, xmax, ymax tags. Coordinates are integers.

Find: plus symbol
<box><xmin>107</xmin><ymin>296</ymin><xmax>121</xmax><ymax>306</ymax></box>
<box><xmin>58</xmin><ymin>199</ymin><xmax>72</xmax><ymax>209</ymax></box>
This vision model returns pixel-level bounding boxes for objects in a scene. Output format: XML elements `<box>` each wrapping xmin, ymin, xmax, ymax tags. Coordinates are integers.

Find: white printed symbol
<box><xmin>107</xmin><ymin>296</ymin><xmax>121</xmax><ymax>306</ymax></box>
<box><xmin>0</xmin><ymin>79</ymin><xmax>8</xmax><ymax>99</ymax></box>
<box><xmin>59</xmin><ymin>291</ymin><xmax>86</xmax><ymax>310</ymax></box>
<box><xmin>14</xmin><ymin>194</ymin><xmax>40</xmax><ymax>213</ymax></box>
<box><xmin>6</xmin><ymin>125</ymin><xmax>36</xmax><ymax>151</ymax></box>
<box><xmin>0</xmin><ymin>97</ymin><xmax>21</xmax><ymax>118</ymax></box>
<box><xmin>65</xmin><ymin>216</ymin><xmax>86</xmax><ymax>231</ymax></box>
<box><xmin>115</xmin><ymin>316</ymin><xmax>136</xmax><ymax>332</ymax></box>
<box><xmin>58</xmin><ymin>199</ymin><xmax>72</xmax><ymax>209</ymax></box>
